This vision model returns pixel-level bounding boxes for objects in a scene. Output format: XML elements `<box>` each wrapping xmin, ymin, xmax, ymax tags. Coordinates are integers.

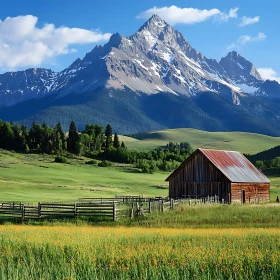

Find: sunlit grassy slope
<box><xmin>122</xmin><ymin>128</ymin><xmax>280</xmax><ymax>154</ymax></box>
<box><xmin>1</xmin><ymin>128</ymin><xmax>280</xmax><ymax>203</ymax></box>
<box><xmin>0</xmin><ymin>151</ymin><xmax>168</xmax><ymax>203</ymax></box>
<box><xmin>0</xmin><ymin>150</ymin><xmax>279</xmax><ymax>203</ymax></box>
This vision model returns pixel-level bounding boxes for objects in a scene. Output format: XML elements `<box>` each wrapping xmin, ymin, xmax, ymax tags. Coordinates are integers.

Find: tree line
<box><xmin>0</xmin><ymin>120</ymin><xmax>124</xmax><ymax>155</ymax></box>
<box><xmin>255</xmin><ymin>158</ymin><xmax>280</xmax><ymax>174</ymax></box>
<box><xmin>0</xmin><ymin>119</ymin><xmax>193</xmax><ymax>173</ymax></box>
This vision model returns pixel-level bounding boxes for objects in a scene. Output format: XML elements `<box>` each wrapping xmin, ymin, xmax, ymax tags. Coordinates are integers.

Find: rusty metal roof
<box><xmin>199</xmin><ymin>149</ymin><xmax>270</xmax><ymax>183</ymax></box>
<box><xmin>165</xmin><ymin>148</ymin><xmax>270</xmax><ymax>183</ymax></box>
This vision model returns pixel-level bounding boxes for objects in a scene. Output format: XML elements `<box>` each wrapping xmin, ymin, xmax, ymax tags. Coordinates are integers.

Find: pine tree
<box><xmin>94</xmin><ymin>124</ymin><xmax>103</xmax><ymax>151</ymax></box>
<box><xmin>113</xmin><ymin>133</ymin><xmax>120</xmax><ymax>148</ymax></box>
<box><xmin>2</xmin><ymin>122</ymin><xmax>14</xmax><ymax>149</ymax></box>
<box><xmin>21</xmin><ymin>125</ymin><xmax>29</xmax><ymax>152</ymax></box>
<box><xmin>12</xmin><ymin>124</ymin><xmax>23</xmax><ymax>151</ymax></box>
<box><xmin>121</xmin><ymin>141</ymin><xmax>126</xmax><ymax>149</ymax></box>
<box><xmin>41</xmin><ymin>122</ymin><xmax>51</xmax><ymax>153</ymax></box>
<box><xmin>67</xmin><ymin>120</ymin><xmax>79</xmax><ymax>154</ymax></box>
<box><xmin>54</xmin><ymin>131</ymin><xmax>63</xmax><ymax>152</ymax></box>
<box><xmin>105</xmin><ymin>124</ymin><xmax>113</xmax><ymax>150</ymax></box>
<box><xmin>56</xmin><ymin>122</ymin><xmax>66</xmax><ymax>150</ymax></box>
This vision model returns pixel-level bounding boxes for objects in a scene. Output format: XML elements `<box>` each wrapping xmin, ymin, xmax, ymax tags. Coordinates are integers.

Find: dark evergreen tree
<box><xmin>53</xmin><ymin>131</ymin><xmax>63</xmax><ymax>152</ymax></box>
<box><xmin>12</xmin><ymin>124</ymin><xmax>24</xmax><ymax>151</ymax></box>
<box><xmin>2</xmin><ymin>122</ymin><xmax>14</xmax><ymax>149</ymax></box>
<box><xmin>21</xmin><ymin>125</ymin><xmax>29</xmax><ymax>152</ymax></box>
<box><xmin>121</xmin><ymin>141</ymin><xmax>126</xmax><ymax>149</ymax></box>
<box><xmin>55</xmin><ymin>122</ymin><xmax>66</xmax><ymax>150</ymax></box>
<box><xmin>41</xmin><ymin>122</ymin><xmax>52</xmax><ymax>153</ymax></box>
<box><xmin>0</xmin><ymin>120</ymin><xmax>5</xmax><ymax>148</ymax></box>
<box><xmin>105</xmin><ymin>124</ymin><xmax>113</xmax><ymax>150</ymax></box>
<box><xmin>67</xmin><ymin>120</ymin><xmax>79</xmax><ymax>154</ymax></box>
<box><xmin>113</xmin><ymin>133</ymin><xmax>120</xmax><ymax>149</ymax></box>
<box><xmin>28</xmin><ymin>121</ymin><xmax>42</xmax><ymax>150</ymax></box>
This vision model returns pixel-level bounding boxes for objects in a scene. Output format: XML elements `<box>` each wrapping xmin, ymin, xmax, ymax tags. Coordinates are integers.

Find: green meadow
<box><xmin>124</xmin><ymin>128</ymin><xmax>280</xmax><ymax>154</ymax></box>
<box><xmin>1</xmin><ymin>128</ymin><xmax>280</xmax><ymax>279</ymax></box>
<box><xmin>2</xmin><ymin>225</ymin><xmax>280</xmax><ymax>280</ymax></box>
<box><xmin>0</xmin><ymin>128</ymin><xmax>279</xmax><ymax>203</ymax></box>
<box><xmin>0</xmin><ymin>150</ymin><xmax>168</xmax><ymax>202</ymax></box>
<box><xmin>0</xmin><ymin>149</ymin><xmax>279</xmax><ymax>203</ymax></box>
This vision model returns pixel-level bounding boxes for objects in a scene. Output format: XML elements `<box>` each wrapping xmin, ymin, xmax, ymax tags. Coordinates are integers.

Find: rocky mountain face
<box><xmin>219</xmin><ymin>51</ymin><xmax>263</xmax><ymax>94</ymax></box>
<box><xmin>0</xmin><ymin>15</ymin><xmax>280</xmax><ymax>135</ymax></box>
<box><xmin>0</xmin><ymin>68</ymin><xmax>54</xmax><ymax>107</ymax></box>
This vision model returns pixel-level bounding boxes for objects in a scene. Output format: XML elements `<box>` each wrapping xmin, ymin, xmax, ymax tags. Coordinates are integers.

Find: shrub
<box><xmin>85</xmin><ymin>159</ymin><xmax>98</xmax><ymax>165</ymax></box>
<box><xmin>98</xmin><ymin>160</ymin><xmax>112</xmax><ymax>167</ymax></box>
<box><xmin>54</xmin><ymin>156</ymin><xmax>68</xmax><ymax>164</ymax></box>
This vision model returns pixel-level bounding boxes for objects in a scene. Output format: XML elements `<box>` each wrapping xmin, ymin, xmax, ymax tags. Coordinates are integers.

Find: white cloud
<box><xmin>137</xmin><ymin>6</ymin><xmax>238</xmax><ymax>25</ymax></box>
<box><xmin>257</xmin><ymin>68</ymin><xmax>280</xmax><ymax>83</ymax></box>
<box><xmin>239</xmin><ymin>16</ymin><xmax>260</xmax><ymax>27</ymax></box>
<box><xmin>237</xmin><ymin>32</ymin><xmax>266</xmax><ymax>44</ymax></box>
<box><xmin>0</xmin><ymin>15</ymin><xmax>112</xmax><ymax>69</ymax></box>
<box><xmin>238</xmin><ymin>35</ymin><xmax>252</xmax><ymax>44</ymax></box>
<box><xmin>226</xmin><ymin>43</ymin><xmax>237</xmax><ymax>51</ymax></box>
<box><xmin>220</xmin><ymin>7</ymin><xmax>239</xmax><ymax>22</ymax></box>
<box><xmin>227</xmin><ymin>32</ymin><xmax>266</xmax><ymax>51</ymax></box>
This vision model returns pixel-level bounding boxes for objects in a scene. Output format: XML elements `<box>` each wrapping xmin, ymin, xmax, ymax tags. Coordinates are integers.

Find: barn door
<box><xmin>241</xmin><ymin>190</ymin><xmax>246</xmax><ymax>204</ymax></box>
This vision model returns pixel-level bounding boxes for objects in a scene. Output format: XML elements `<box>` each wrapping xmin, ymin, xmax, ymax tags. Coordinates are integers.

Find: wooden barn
<box><xmin>166</xmin><ymin>148</ymin><xmax>270</xmax><ymax>203</ymax></box>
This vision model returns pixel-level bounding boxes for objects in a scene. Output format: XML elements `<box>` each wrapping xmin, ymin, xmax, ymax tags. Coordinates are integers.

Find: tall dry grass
<box><xmin>1</xmin><ymin>225</ymin><xmax>280</xmax><ymax>279</ymax></box>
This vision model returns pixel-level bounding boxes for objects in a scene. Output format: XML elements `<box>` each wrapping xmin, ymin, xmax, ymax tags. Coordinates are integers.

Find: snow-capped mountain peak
<box><xmin>0</xmin><ymin>15</ymin><xmax>278</xmax><ymax>107</ymax></box>
<box><xmin>220</xmin><ymin>51</ymin><xmax>263</xmax><ymax>83</ymax></box>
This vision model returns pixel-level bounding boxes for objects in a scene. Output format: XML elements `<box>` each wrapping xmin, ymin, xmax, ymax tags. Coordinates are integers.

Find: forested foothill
<box><xmin>247</xmin><ymin>145</ymin><xmax>280</xmax><ymax>175</ymax></box>
<box><xmin>0</xmin><ymin>120</ymin><xmax>193</xmax><ymax>173</ymax></box>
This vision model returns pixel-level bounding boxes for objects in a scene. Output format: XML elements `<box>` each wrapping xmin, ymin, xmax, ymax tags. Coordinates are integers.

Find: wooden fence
<box><xmin>0</xmin><ymin>201</ymin><xmax>119</xmax><ymax>221</ymax></box>
<box><xmin>128</xmin><ymin>198</ymin><xmax>180</xmax><ymax>218</ymax></box>
<box><xmin>0</xmin><ymin>195</ymin><xmax>221</xmax><ymax>221</ymax></box>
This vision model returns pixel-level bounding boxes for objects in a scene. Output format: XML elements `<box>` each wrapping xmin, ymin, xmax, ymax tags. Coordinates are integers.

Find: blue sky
<box><xmin>0</xmin><ymin>0</ymin><xmax>279</xmax><ymax>81</ymax></box>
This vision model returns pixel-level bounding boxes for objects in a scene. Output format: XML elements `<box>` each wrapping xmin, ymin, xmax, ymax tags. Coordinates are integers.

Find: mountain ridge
<box><xmin>0</xmin><ymin>15</ymin><xmax>280</xmax><ymax>135</ymax></box>
<box><xmin>1</xmin><ymin>14</ymin><xmax>278</xmax><ymax>107</ymax></box>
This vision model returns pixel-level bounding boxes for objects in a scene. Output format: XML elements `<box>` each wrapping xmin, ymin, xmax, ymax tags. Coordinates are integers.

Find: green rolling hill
<box><xmin>123</xmin><ymin>128</ymin><xmax>280</xmax><ymax>155</ymax></box>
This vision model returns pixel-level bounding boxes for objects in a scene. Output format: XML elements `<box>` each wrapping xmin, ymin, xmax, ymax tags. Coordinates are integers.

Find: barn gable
<box><xmin>166</xmin><ymin>148</ymin><xmax>270</xmax><ymax>203</ymax></box>
<box><xmin>198</xmin><ymin>149</ymin><xmax>269</xmax><ymax>183</ymax></box>
<box><xmin>166</xmin><ymin>148</ymin><xmax>269</xmax><ymax>183</ymax></box>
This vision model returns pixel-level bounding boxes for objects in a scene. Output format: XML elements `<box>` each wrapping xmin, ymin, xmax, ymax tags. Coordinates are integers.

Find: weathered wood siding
<box><xmin>231</xmin><ymin>183</ymin><xmax>270</xmax><ymax>203</ymax></box>
<box><xmin>169</xmin><ymin>151</ymin><xmax>231</xmax><ymax>201</ymax></box>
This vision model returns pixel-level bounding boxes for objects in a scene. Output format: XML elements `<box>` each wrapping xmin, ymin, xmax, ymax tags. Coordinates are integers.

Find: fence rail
<box><xmin>0</xmin><ymin>195</ymin><xmax>223</xmax><ymax>221</ymax></box>
<box><xmin>0</xmin><ymin>201</ymin><xmax>119</xmax><ymax>221</ymax></box>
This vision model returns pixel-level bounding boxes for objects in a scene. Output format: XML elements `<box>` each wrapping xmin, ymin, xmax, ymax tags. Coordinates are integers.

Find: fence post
<box><xmin>22</xmin><ymin>204</ymin><xmax>25</xmax><ymax>219</ymax></box>
<box><xmin>170</xmin><ymin>198</ymin><xmax>173</xmax><ymax>210</ymax></box>
<box><xmin>113</xmin><ymin>203</ymin><xmax>116</xmax><ymax>222</ymax></box>
<box><xmin>148</xmin><ymin>199</ymin><xmax>151</xmax><ymax>213</ymax></box>
<box><xmin>74</xmin><ymin>203</ymin><xmax>77</xmax><ymax>217</ymax></box>
<box><xmin>130</xmin><ymin>203</ymin><xmax>134</xmax><ymax>219</ymax></box>
<box><xmin>161</xmin><ymin>200</ymin><xmax>164</xmax><ymax>212</ymax></box>
<box><xmin>38</xmin><ymin>202</ymin><xmax>41</xmax><ymax>218</ymax></box>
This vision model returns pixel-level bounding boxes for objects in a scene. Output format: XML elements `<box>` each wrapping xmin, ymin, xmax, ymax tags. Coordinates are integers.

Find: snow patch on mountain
<box><xmin>0</xmin><ymin>15</ymin><xmax>278</xmax><ymax>107</ymax></box>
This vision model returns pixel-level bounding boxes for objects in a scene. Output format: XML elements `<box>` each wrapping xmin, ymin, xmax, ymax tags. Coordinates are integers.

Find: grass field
<box><xmin>0</xmin><ymin>150</ymin><xmax>168</xmax><ymax>202</ymax></box>
<box><xmin>1</xmin><ymin>224</ymin><xmax>280</xmax><ymax>279</ymax></box>
<box><xmin>123</xmin><ymin>128</ymin><xmax>280</xmax><ymax>154</ymax></box>
<box><xmin>1</xmin><ymin>124</ymin><xmax>280</xmax><ymax>279</ymax></box>
<box><xmin>0</xmin><ymin>149</ymin><xmax>280</xmax><ymax>203</ymax></box>
<box><xmin>124</xmin><ymin>204</ymin><xmax>280</xmax><ymax>228</ymax></box>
